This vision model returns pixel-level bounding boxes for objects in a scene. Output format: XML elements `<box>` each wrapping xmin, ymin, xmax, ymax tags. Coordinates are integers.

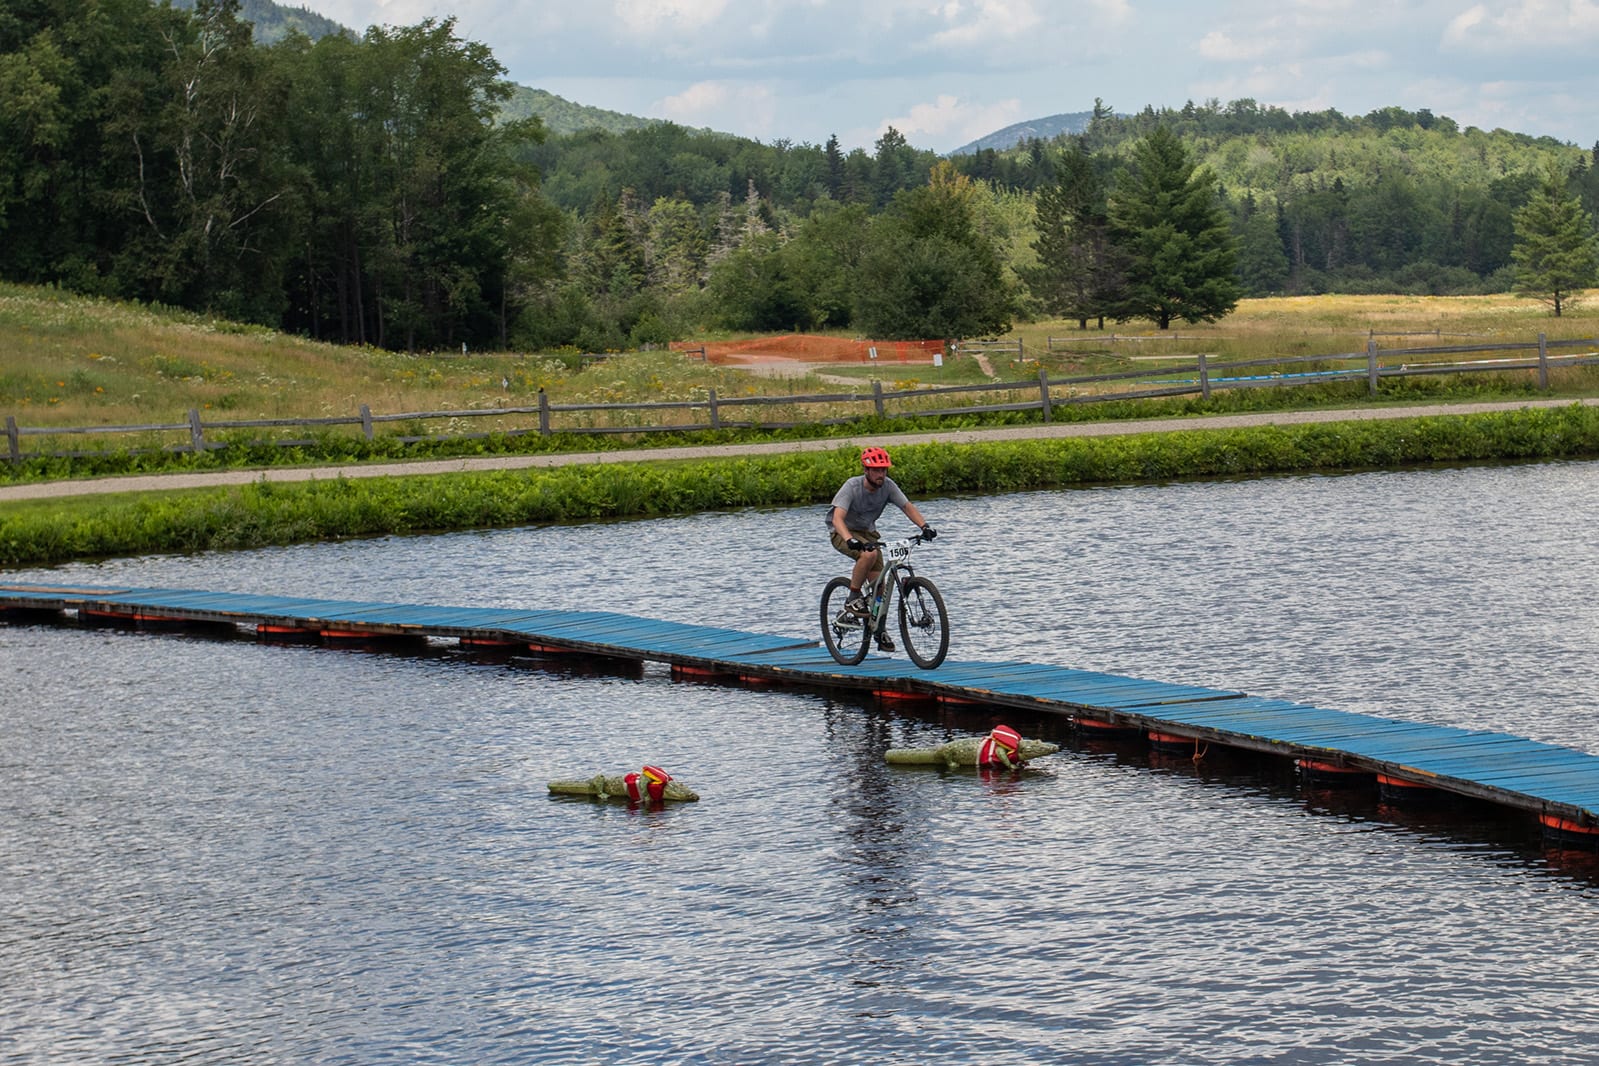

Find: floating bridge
<box><xmin>6</xmin><ymin>581</ymin><xmax>1599</xmax><ymax>842</ymax></box>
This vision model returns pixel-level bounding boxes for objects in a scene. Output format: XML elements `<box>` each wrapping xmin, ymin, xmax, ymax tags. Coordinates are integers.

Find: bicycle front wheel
<box><xmin>820</xmin><ymin>576</ymin><xmax>871</xmax><ymax>665</ymax></box>
<box><xmin>897</xmin><ymin>576</ymin><xmax>949</xmax><ymax>669</ymax></box>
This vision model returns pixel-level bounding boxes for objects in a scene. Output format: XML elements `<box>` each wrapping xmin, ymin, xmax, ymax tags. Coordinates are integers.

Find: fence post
<box><xmin>1366</xmin><ymin>339</ymin><xmax>1379</xmax><ymax>396</ymax></box>
<box><xmin>188</xmin><ymin>408</ymin><xmax>205</xmax><ymax>452</ymax></box>
<box><xmin>1197</xmin><ymin>352</ymin><xmax>1211</xmax><ymax>401</ymax></box>
<box><xmin>708</xmin><ymin>386</ymin><xmax>721</xmax><ymax>430</ymax></box>
<box><xmin>360</xmin><ymin>404</ymin><xmax>374</xmax><ymax>441</ymax></box>
<box><xmin>1037</xmin><ymin>368</ymin><xmax>1053</xmax><ymax>423</ymax></box>
<box><xmin>1017</xmin><ymin>338</ymin><xmax>1024</xmax><ymax>362</ymax></box>
<box><xmin>1538</xmin><ymin>332</ymin><xmax>1549</xmax><ymax>389</ymax></box>
<box><xmin>538</xmin><ymin>389</ymin><xmax>550</xmax><ymax>436</ymax></box>
<box><xmin>5</xmin><ymin>416</ymin><xmax>19</xmax><ymax>463</ymax></box>
<box><xmin>872</xmin><ymin>380</ymin><xmax>885</xmax><ymax>418</ymax></box>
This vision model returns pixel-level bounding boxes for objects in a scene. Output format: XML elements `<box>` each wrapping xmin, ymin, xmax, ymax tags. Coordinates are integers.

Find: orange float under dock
<box><xmin>6</xmin><ymin>581</ymin><xmax>1599</xmax><ymax>841</ymax></box>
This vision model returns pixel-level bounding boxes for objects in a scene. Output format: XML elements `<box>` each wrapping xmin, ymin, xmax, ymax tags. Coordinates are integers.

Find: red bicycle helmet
<box><xmin>861</xmin><ymin>446</ymin><xmax>892</xmax><ymax>469</ymax></box>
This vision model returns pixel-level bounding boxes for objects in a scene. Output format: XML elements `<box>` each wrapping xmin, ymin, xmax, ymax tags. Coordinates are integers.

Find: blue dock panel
<box><xmin>5</xmin><ymin>582</ymin><xmax>1599</xmax><ymax>828</ymax></box>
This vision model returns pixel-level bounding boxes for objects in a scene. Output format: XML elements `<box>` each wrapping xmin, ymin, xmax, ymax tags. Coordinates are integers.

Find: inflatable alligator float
<box><xmin>547</xmin><ymin>764</ymin><xmax>699</xmax><ymax>803</ymax></box>
<box><xmin>885</xmin><ymin>725</ymin><xmax>1059</xmax><ymax>770</ymax></box>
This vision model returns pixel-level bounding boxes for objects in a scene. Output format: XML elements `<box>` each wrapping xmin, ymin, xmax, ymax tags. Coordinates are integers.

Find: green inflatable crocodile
<box><xmin>885</xmin><ymin>725</ymin><xmax>1059</xmax><ymax>770</ymax></box>
<box><xmin>547</xmin><ymin>765</ymin><xmax>699</xmax><ymax>803</ymax></box>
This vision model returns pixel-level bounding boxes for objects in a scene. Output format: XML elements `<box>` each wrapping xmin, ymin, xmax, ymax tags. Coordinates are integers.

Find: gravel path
<box><xmin>4</xmin><ymin>397</ymin><xmax>1594</xmax><ymax>503</ymax></box>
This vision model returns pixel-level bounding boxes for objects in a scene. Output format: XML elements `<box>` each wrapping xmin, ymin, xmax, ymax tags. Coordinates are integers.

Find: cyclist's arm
<box><xmin>830</xmin><ymin>506</ymin><xmax>859</xmax><ymax>545</ymax></box>
<box><xmin>902</xmin><ymin>502</ymin><xmax>929</xmax><ymax>530</ymax></box>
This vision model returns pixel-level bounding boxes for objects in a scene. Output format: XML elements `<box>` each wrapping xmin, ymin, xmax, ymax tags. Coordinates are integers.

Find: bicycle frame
<box><xmin>820</xmin><ymin>531</ymin><xmax>949</xmax><ymax>669</ymax></box>
<box><xmin>862</xmin><ymin>538</ymin><xmax>919</xmax><ymax>637</ymax></box>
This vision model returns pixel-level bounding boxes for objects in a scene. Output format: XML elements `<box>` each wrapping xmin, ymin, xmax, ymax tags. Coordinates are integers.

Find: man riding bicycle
<box><xmin>828</xmin><ymin>445</ymin><xmax>936</xmax><ymax>652</ymax></box>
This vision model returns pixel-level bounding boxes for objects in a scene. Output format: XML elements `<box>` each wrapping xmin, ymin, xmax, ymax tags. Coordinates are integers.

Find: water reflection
<box><xmin>10</xmin><ymin>459</ymin><xmax>1599</xmax><ymax>1062</ymax></box>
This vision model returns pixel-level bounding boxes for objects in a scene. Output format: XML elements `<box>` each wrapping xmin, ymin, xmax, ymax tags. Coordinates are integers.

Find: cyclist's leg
<box><xmin>829</xmin><ymin>529</ymin><xmax>882</xmax><ymax>600</ymax></box>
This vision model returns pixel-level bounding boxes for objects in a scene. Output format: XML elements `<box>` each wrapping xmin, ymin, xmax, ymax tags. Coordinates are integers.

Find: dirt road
<box><xmin>4</xmin><ymin>398</ymin><xmax>1594</xmax><ymax>503</ymax></box>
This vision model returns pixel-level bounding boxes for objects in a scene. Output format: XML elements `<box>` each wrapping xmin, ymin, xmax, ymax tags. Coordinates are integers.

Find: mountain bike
<box><xmin>820</xmin><ymin>532</ymin><xmax>949</xmax><ymax>669</ymax></box>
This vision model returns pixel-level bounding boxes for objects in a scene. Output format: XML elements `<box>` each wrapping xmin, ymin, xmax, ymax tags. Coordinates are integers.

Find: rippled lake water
<box><xmin>5</xmin><ymin>459</ymin><xmax>1599</xmax><ymax>1064</ymax></box>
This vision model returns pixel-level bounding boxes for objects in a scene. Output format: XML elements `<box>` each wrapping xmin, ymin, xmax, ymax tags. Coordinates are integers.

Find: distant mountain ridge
<box><xmin>177</xmin><ymin>0</ymin><xmax>661</xmax><ymax>136</ymax></box>
<box><xmin>170</xmin><ymin>0</ymin><xmax>349</xmax><ymax>43</ymax></box>
<box><xmin>175</xmin><ymin>0</ymin><xmax>1100</xmax><ymax>148</ymax></box>
<box><xmin>949</xmin><ymin>112</ymin><xmax>1095</xmax><ymax>155</ymax></box>
<box><xmin>498</xmin><ymin>86</ymin><xmax>659</xmax><ymax>136</ymax></box>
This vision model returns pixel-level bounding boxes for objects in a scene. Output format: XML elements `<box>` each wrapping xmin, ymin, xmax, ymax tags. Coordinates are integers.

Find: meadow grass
<box><xmin>9</xmin><ymin>282</ymin><xmax>1598</xmax><ymax>427</ymax></box>
<box><xmin>6</xmin><ymin>282</ymin><xmax>1599</xmax><ymax>484</ymax></box>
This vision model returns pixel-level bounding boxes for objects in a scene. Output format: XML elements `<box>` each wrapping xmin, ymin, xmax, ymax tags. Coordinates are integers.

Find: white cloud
<box><xmin>1443</xmin><ymin>2</ymin><xmax>1489</xmax><ymax>44</ymax></box>
<box><xmin>1443</xmin><ymin>0</ymin><xmax>1599</xmax><ymax>50</ymax></box>
<box><xmin>614</xmin><ymin>0</ymin><xmax>734</xmax><ymax>33</ymax></box>
<box><xmin>1197</xmin><ymin>30</ymin><xmax>1277</xmax><ymax>61</ymax></box>
<box><xmin>301</xmin><ymin>1</ymin><xmax>1599</xmax><ymax>151</ymax></box>
<box><xmin>1087</xmin><ymin>0</ymin><xmax>1134</xmax><ymax>21</ymax></box>
<box><xmin>1192</xmin><ymin>64</ymin><xmax>1310</xmax><ymax>106</ymax></box>
<box><xmin>658</xmin><ymin>81</ymin><xmax>780</xmax><ymax>136</ymax></box>
<box><xmin>875</xmin><ymin>94</ymin><xmax>1026</xmax><ymax>146</ymax></box>
<box><xmin>925</xmin><ymin>0</ymin><xmax>1045</xmax><ymax>48</ymax></box>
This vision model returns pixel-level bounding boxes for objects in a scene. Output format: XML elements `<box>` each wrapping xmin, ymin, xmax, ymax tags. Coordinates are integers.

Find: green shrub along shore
<box><xmin>3</xmin><ymin>403</ymin><xmax>1597</xmax><ymax>568</ymax></box>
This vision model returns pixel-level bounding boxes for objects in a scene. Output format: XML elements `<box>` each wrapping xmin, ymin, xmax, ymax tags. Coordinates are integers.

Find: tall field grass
<box><xmin>6</xmin><ymin>281</ymin><xmax>1599</xmax><ymax>484</ymax></box>
<box><xmin>8</xmin><ymin>282</ymin><xmax>1599</xmax><ymax>427</ymax></box>
<box><xmin>0</xmin><ymin>282</ymin><xmax>766</xmax><ymax>431</ymax></box>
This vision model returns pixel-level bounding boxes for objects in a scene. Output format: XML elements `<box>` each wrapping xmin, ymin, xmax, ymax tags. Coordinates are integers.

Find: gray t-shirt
<box><xmin>828</xmin><ymin>475</ymin><xmax>910</xmax><ymax>534</ymax></box>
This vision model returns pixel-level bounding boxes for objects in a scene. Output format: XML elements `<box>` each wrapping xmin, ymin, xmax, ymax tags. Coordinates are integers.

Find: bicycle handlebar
<box><xmin>848</xmin><ymin>531</ymin><xmax>937</xmax><ymax>551</ymax></box>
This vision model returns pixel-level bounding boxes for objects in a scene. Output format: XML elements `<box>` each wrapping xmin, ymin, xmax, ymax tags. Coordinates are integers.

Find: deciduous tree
<box><xmin>855</xmin><ymin>162</ymin><xmax>1014</xmax><ymax>340</ymax></box>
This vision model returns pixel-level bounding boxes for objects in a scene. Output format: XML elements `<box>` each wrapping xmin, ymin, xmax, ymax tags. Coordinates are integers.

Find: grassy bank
<box><xmin>5</xmin><ymin>404</ymin><xmax>1595</xmax><ymax>568</ymax></box>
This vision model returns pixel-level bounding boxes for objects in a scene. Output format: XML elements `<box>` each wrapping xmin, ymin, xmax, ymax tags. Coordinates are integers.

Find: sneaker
<box><xmin>876</xmin><ymin>633</ymin><xmax>896</xmax><ymax>653</ymax></box>
<box><xmin>845</xmin><ymin>595</ymin><xmax>869</xmax><ymax>617</ymax></box>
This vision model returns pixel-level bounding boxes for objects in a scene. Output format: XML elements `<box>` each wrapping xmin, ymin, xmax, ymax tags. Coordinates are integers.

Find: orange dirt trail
<box><xmin>672</xmin><ymin>334</ymin><xmax>943</xmax><ymax>365</ymax></box>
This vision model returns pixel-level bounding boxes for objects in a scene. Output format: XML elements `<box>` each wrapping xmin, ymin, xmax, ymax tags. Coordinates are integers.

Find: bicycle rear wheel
<box><xmin>820</xmin><ymin>577</ymin><xmax>871</xmax><ymax>665</ymax></box>
<box><xmin>897</xmin><ymin>576</ymin><xmax>949</xmax><ymax>669</ymax></box>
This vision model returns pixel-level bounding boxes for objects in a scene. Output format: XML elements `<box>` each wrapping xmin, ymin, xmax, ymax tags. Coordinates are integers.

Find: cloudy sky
<box><xmin>307</xmin><ymin>0</ymin><xmax>1599</xmax><ymax>153</ymax></box>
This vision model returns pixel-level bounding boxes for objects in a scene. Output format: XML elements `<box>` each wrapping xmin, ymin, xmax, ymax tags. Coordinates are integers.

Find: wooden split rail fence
<box><xmin>5</xmin><ymin>333</ymin><xmax>1597</xmax><ymax>463</ymax></box>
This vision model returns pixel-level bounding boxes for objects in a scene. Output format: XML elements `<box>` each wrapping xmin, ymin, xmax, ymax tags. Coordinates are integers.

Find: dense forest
<box><xmin>3</xmin><ymin>0</ymin><xmax>1597</xmax><ymax>353</ymax></box>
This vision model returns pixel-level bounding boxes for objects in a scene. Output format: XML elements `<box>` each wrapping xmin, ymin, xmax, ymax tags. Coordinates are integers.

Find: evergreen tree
<box><xmin>872</xmin><ymin>126</ymin><xmax>926</xmax><ymax>207</ymax></box>
<box><xmin>1108</xmin><ymin>125</ymin><xmax>1240</xmax><ymax>328</ymax></box>
<box><xmin>1083</xmin><ymin>97</ymin><xmax>1114</xmax><ymax>151</ymax></box>
<box><xmin>823</xmin><ymin>134</ymin><xmax>844</xmax><ymax>199</ymax></box>
<box><xmin>1236</xmin><ymin>201</ymin><xmax>1290</xmax><ymax>296</ymax></box>
<box><xmin>1511</xmin><ymin>167</ymin><xmax>1599</xmax><ymax>316</ymax></box>
<box><xmin>1028</xmin><ymin>144</ymin><xmax>1122</xmax><ymax>327</ymax></box>
<box><xmin>645</xmin><ymin>196</ymin><xmax>708</xmax><ymax>297</ymax></box>
<box><xmin>708</xmin><ymin>189</ymin><xmax>741</xmax><ymax>265</ymax></box>
<box><xmin>574</xmin><ymin>190</ymin><xmax>647</xmax><ymax>300</ymax></box>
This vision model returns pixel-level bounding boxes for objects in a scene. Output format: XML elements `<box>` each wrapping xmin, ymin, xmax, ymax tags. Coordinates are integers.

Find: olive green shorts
<box><xmin>830</xmin><ymin>528</ymin><xmax>881</xmax><ymax>560</ymax></box>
